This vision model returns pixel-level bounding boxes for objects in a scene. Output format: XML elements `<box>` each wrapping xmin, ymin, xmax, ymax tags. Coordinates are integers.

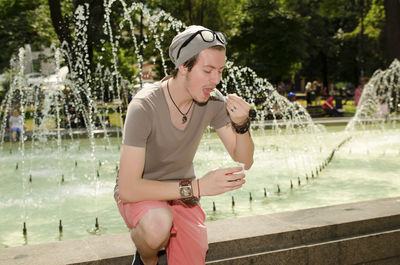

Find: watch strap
<box><xmin>231</xmin><ymin>117</ymin><xmax>250</xmax><ymax>134</ymax></box>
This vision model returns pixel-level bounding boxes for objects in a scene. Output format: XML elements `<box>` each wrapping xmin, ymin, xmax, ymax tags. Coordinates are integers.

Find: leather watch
<box><xmin>179</xmin><ymin>179</ymin><xmax>193</xmax><ymax>199</ymax></box>
<box><xmin>231</xmin><ymin>117</ymin><xmax>250</xmax><ymax>134</ymax></box>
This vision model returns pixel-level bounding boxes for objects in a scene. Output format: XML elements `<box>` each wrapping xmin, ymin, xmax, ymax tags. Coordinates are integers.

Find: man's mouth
<box><xmin>203</xmin><ymin>87</ymin><xmax>214</xmax><ymax>98</ymax></box>
<box><xmin>203</xmin><ymin>88</ymin><xmax>213</xmax><ymax>98</ymax></box>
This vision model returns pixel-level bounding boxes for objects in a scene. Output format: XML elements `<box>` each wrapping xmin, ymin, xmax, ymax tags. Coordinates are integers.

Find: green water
<box><xmin>1</xmin><ymin>125</ymin><xmax>399</xmax><ymax>248</ymax></box>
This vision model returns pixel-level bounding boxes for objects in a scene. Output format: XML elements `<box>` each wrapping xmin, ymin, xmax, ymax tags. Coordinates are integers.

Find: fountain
<box><xmin>0</xmin><ymin>1</ymin><xmax>399</xmax><ymax>249</ymax></box>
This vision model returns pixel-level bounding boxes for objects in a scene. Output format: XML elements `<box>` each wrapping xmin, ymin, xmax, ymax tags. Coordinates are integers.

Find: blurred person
<box><xmin>355</xmin><ymin>77</ymin><xmax>369</xmax><ymax>106</ymax></box>
<box><xmin>354</xmin><ymin>85</ymin><xmax>363</xmax><ymax>106</ymax></box>
<box><xmin>313</xmin><ymin>81</ymin><xmax>322</xmax><ymax>105</ymax></box>
<box><xmin>305</xmin><ymin>82</ymin><xmax>313</xmax><ymax>106</ymax></box>
<box><xmin>334</xmin><ymin>86</ymin><xmax>345</xmax><ymax>110</ymax></box>
<box><xmin>345</xmin><ymin>82</ymin><xmax>355</xmax><ymax>103</ymax></box>
<box><xmin>288</xmin><ymin>91</ymin><xmax>296</xmax><ymax>102</ymax></box>
<box><xmin>322</xmin><ymin>97</ymin><xmax>344</xmax><ymax>116</ymax></box>
<box><xmin>327</xmin><ymin>83</ymin><xmax>336</xmax><ymax>98</ymax></box>
<box><xmin>277</xmin><ymin>81</ymin><xmax>286</xmax><ymax>95</ymax></box>
<box><xmin>377</xmin><ymin>98</ymin><xmax>389</xmax><ymax>119</ymax></box>
<box><xmin>115</xmin><ymin>25</ymin><xmax>254</xmax><ymax>265</ymax></box>
<box><xmin>8</xmin><ymin>109</ymin><xmax>24</xmax><ymax>142</ymax></box>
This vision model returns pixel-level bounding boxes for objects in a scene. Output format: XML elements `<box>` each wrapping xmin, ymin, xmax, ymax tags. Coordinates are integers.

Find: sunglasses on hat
<box><xmin>176</xmin><ymin>30</ymin><xmax>227</xmax><ymax>60</ymax></box>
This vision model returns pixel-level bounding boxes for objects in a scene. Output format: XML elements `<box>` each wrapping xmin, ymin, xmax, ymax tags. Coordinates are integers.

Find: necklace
<box><xmin>167</xmin><ymin>80</ymin><xmax>194</xmax><ymax>124</ymax></box>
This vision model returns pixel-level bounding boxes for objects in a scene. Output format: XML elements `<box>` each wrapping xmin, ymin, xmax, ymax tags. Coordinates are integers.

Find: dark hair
<box><xmin>171</xmin><ymin>45</ymin><xmax>225</xmax><ymax>78</ymax></box>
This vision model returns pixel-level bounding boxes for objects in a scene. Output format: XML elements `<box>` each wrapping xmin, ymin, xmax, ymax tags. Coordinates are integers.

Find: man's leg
<box><xmin>131</xmin><ymin>207</ymin><xmax>173</xmax><ymax>265</ymax></box>
<box><xmin>117</xmin><ymin>199</ymin><xmax>207</xmax><ymax>265</ymax></box>
<box><xmin>166</xmin><ymin>201</ymin><xmax>208</xmax><ymax>265</ymax></box>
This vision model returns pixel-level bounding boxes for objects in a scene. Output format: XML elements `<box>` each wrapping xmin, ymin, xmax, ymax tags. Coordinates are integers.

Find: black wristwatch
<box><xmin>231</xmin><ymin>118</ymin><xmax>250</xmax><ymax>134</ymax></box>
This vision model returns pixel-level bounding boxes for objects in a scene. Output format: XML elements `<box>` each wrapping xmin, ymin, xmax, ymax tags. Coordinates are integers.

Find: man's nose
<box><xmin>210</xmin><ymin>71</ymin><xmax>221</xmax><ymax>85</ymax></box>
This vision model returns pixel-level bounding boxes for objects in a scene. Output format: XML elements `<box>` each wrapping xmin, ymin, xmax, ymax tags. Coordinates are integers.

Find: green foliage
<box><xmin>228</xmin><ymin>0</ymin><xmax>307</xmax><ymax>81</ymax></box>
<box><xmin>343</xmin><ymin>0</ymin><xmax>385</xmax><ymax>39</ymax></box>
<box><xmin>0</xmin><ymin>0</ymin><xmax>390</xmax><ymax>90</ymax></box>
<box><xmin>0</xmin><ymin>0</ymin><xmax>59</xmax><ymax>71</ymax></box>
<box><xmin>279</xmin><ymin>0</ymin><xmax>386</xmax><ymax>86</ymax></box>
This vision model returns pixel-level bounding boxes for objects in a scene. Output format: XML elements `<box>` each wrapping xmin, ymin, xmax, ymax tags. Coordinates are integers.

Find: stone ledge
<box><xmin>205</xmin><ymin>196</ymin><xmax>400</xmax><ymax>261</ymax></box>
<box><xmin>206</xmin><ymin>229</ymin><xmax>400</xmax><ymax>265</ymax></box>
<box><xmin>0</xmin><ymin>197</ymin><xmax>399</xmax><ymax>265</ymax></box>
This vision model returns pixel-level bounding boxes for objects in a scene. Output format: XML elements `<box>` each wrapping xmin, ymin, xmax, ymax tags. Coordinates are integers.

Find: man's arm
<box><xmin>118</xmin><ymin>144</ymin><xmax>248</xmax><ymax>203</ymax></box>
<box><xmin>216</xmin><ymin>94</ymin><xmax>254</xmax><ymax>170</ymax></box>
<box><xmin>118</xmin><ymin>145</ymin><xmax>181</xmax><ymax>203</ymax></box>
<box><xmin>216</xmin><ymin>124</ymin><xmax>254</xmax><ymax>170</ymax></box>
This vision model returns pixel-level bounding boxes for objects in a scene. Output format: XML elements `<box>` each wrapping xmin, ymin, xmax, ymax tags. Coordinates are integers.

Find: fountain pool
<box><xmin>1</xmin><ymin>123</ymin><xmax>399</xmax><ymax>248</ymax></box>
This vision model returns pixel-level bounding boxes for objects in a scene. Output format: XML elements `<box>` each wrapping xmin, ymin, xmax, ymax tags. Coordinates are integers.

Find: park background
<box><xmin>0</xmin><ymin>1</ymin><xmax>400</xmax><ymax>260</ymax></box>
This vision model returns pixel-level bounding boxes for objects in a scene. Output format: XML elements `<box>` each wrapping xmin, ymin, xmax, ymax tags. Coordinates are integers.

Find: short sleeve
<box><xmin>122</xmin><ymin>99</ymin><xmax>151</xmax><ymax>147</ymax></box>
<box><xmin>210</xmin><ymin>101</ymin><xmax>231</xmax><ymax>129</ymax></box>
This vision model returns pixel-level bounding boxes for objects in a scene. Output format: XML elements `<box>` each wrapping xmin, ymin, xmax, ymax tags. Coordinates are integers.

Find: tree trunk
<box><xmin>87</xmin><ymin>1</ymin><xmax>105</xmax><ymax>71</ymax></box>
<box><xmin>385</xmin><ymin>0</ymin><xmax>400</xmax><ymax>64</ymax></box>
<box><xmin>48</xmin><ymin>0</ymin><xmax>74</xmax><ymax>50</ymax></box>
<box><xmin>200</xmin><ymin>0</ymin><xmax>205</xmax><ymax>25</ymax></box>
<box><xmin>187</xmin><ymin>0</ymin><xmax>193</xmax><ymax>24</ymax></box>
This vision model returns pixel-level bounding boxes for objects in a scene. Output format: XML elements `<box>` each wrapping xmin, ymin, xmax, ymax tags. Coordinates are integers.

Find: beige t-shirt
<box><xmin>116</xmin><ymin>80</ymin><xmax>230</xmax><ymax>196</ymax></box>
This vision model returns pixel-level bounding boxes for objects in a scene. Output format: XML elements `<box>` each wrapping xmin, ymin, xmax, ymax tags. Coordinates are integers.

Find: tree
<box><xmin>0</xmin><ymin>0</ymin><xmax>56</xmax><ymax>71</ymax></box>
<box><xmin>384</xmin><ymin>0</ymin><xmax>400</xmax><ymax>63</ymax></box>
<box><xmin>147</xmin><ymin>0</ymin><xmax>232</xmax><ymax>32</ymax></box>
<box><xmin>48</xmin><ymin>0</ymin><xmax>105</xmax><ymax>76</ymax></box>
<box><xmin>228</xmin><ymin>0</ymin><xmax>307</xmax><ymax>82</ymax></box>
<box><xmin>281</xmin><ymin>0</ymin><xmax>386</xmax><ymax>87</ymax></box>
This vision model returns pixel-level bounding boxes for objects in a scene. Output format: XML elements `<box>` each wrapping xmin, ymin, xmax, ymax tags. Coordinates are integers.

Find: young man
<box><xmin>115</xmin><ymin>25</ymin><xmax>254</xmax><ymax>265</ymax></box>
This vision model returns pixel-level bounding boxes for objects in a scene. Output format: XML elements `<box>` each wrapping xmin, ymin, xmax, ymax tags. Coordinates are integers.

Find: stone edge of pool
<box><xmin>1</xmin><ymin>196</ymin><xmax>399</xmax><ymax>265</ymax></box>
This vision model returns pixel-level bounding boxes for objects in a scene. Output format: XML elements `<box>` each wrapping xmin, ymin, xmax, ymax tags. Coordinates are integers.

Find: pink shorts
<box><xmin>117</xmin><ymin>199</ymin><xmax>208</xmax><ymax>265</ymax></box>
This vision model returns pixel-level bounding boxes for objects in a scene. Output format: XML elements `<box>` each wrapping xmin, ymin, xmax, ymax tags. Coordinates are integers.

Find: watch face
<box><xmin>180</xmin><ymin>185</ymin><xmax>192</xmax><ymax>198</ymax></box>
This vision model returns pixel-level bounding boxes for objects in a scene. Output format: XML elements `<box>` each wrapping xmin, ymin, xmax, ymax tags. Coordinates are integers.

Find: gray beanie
<box><xmin>169</xmin><ymin>25</ymin><xmax>226</xmax><ymax>68</ymax></box>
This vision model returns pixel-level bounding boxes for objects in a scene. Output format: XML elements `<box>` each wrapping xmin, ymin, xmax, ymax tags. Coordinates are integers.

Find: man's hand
<box><xmin>199</xmin><ymin>166</ymin><xmax>246</xmax><ymax>196</ymax></box>
<box><xmin>225</xmin><ymin>94</ymin><xmax>250</xmax><ymax>125</ymax></box>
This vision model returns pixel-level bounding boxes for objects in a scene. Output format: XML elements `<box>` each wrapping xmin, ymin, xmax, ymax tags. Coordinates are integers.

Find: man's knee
<box><xmin>134</xmin><ymin>207</ymin><xmax>173</xmax><ymax>250</ymax></box>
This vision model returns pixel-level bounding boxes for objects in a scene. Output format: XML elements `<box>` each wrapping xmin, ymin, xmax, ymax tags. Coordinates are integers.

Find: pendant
<box><xmin>182</xmin><ymin>115</ymin><xmax>187</xmax><ymax>124</ymax></box>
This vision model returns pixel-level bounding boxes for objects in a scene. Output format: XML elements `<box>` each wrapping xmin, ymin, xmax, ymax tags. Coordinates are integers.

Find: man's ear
<box><xmin>178</xmin><ymin>65</ymin><xmax>188</xmax><ymax>76</ymax></box>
